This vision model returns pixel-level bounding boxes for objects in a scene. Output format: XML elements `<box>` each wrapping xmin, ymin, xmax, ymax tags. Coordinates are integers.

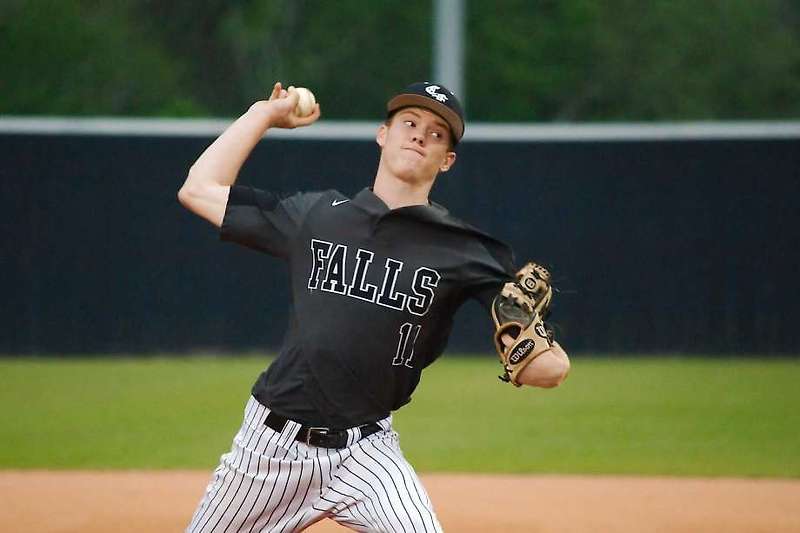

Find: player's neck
<box><xmin>372</xmin><ymin>173</ymin><xmax>433</xmax><ymax>209</ymax></box>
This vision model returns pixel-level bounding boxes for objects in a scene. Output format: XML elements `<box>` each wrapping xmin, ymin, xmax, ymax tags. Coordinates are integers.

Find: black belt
<box><xmin>264</xmin><ymin>411</ymin><xmax>382</xmax><ymax>449</ymax></box>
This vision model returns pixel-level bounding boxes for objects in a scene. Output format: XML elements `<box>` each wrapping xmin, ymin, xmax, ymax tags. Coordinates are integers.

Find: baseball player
<box><xmin>179</xmin><ymin>81</ymin><xmax>571</xmax><ymax>532</ymax></box>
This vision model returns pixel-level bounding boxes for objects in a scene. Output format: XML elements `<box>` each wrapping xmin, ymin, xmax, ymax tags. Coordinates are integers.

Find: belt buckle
<box><xmin>305</xmin><ymin>426</ymin><xmax>329</xmax><ymax>446</ymax></box>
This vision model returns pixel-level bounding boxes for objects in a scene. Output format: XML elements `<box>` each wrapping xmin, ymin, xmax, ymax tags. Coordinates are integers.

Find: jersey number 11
<box><xmin>393</xmin><ymin>322</ymin><xmax>421</xmax><ymax>368</ymax></box>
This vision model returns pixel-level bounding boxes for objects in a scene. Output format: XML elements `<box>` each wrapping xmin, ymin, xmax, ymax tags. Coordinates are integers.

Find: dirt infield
<box><xmin>2</xmin><ymin>470</ymin><xmax>798</xmax><ymax>532</ymax></box>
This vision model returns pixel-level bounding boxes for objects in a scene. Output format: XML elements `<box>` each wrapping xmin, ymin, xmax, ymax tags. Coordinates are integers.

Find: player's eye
<box><xmin>431</xmin><ymin>131</ymin><xmax>442</xmax><ymax>139</ymax></box>
<box><xmin>403</xmin><ymin>120</ymin><xmax>415</xmax><ymax>127</ymax></box>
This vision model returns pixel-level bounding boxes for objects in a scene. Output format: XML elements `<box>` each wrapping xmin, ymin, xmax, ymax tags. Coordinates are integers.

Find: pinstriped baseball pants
<box><xmin>187</xmin><ymin>396</ymin><xmax>443</xmax><ymax>532</ymax></box>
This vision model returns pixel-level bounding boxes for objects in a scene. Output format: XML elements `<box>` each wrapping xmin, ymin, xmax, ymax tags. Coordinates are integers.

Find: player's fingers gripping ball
<box><xmin>287</xmin><ymin>86</ymin><xmax>316</xmax><ymax>117</ymax></box>
<box><xmin>491</xmin><ymin>262</ymin><xmax>555</xmax><ymax>386</ymax></box>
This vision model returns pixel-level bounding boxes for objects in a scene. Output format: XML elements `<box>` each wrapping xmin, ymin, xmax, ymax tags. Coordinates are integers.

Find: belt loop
<box><xmin>278</xmin><ymin>419</ymin><xmax>302</xmax><ymax>448</ymax></box>
<box><xmin>248</xmin><ymin>396</ymin><xmax>268</xmax><ymax>426</ymax></box>
<box><xmin>258</xmin><ymin>403</ymin><xmax>271</xmax><ymax>427</ymax></box>
<box><xmin>378</xmin><ymin>415</ymin><xmax>392</xmax><ymax>432</ymax></box>
<box><xmin>346</xmin><ymin>426</ymin><xmax>360</xmax><ymax>447</ymax></box>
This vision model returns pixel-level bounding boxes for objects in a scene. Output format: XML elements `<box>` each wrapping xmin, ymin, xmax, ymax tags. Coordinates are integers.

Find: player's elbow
<box><xmin>532</xmin><ymin>370</ymin><xmax>568</xmax><ymax>389</ymax></box>
<box><xmin>529</xmin><ymin>363</ymin><xmax>570</xmax><ymax>389</ymax></box>
<box><xmin>518</xmin><ymin>348</ymin><xmax>571</xmax><ymax>388</ymax></box>
<box><xmin>176</xmin><ymin>175</ymin><xmax>228</xmax><ymax>227</ymax></box>
<box><xmin>177</xmin><ymin>183</ymin><xmax>191</xmax><ymax>208</ymax></box>
<box><xmin>177</xmin><ymin>169</ymin><xmax>212</xmax><ymax>211</ymax></box>
<box><xmin>178</xmin><ymin>169</ymin><xmax>200</xmax><ymax>208</ymax></box>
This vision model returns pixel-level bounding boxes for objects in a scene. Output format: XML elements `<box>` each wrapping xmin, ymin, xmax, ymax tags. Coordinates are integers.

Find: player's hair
<box><xmin>385</xmin><ymin>109</ymin><xmax>457</xmax><ymax>152</ymax></box>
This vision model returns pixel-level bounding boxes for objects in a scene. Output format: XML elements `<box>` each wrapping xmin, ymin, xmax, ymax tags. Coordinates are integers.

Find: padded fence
<box><xmin>2</xmin><ymin>124</ymin><xmax>798</xmax><ymax>355</ymax></box>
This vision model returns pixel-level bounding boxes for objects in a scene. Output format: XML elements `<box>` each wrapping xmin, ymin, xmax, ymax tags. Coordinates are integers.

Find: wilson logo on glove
<box><xmin>491</xmin><ymin>261</ymin><xmax>556</xmax><ymax>387</ymax></box>
<box><xmin>509</xmin><ymin>339</ymin><xmax>535</xmax><ymax>364</ymax></box>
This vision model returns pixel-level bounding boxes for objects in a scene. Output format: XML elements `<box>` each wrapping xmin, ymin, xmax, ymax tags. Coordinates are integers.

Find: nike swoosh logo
<box><xmin>331</xmin><ymin>199</ymin><xmax>350</xmax><ymax>207</ymax></box>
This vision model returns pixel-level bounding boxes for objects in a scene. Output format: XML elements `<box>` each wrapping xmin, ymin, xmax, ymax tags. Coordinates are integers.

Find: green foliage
<box><xmin>0</xmin><ymin>355</ymin><xmax>798</xmax><ymax>476</ymax></box>
<box><xmin>0</xmin><ymin>0</ymin><xmax>205</xmax><ymax>115</ymax></box>
<box><xmin>468</xmin><ymin>0</ymin><xmax>602</xmax><ymax>120</ymax></box>
<box><xmin>468</xmin><ymin>0</ymin><xmax>800</xmax><ymax>120</ymax></box>
<box><xmin>585</xmin><ymin>0</ymin><xmax>800</xmax><ymax>120</ymax></box>
<box><xmin>129</xmin><ymin>0</ymin><xmax>430</xmax><ymax>116</ymax></box>
<box><xmin>2</xmin><ymin>1</ymin><xmax>799</xmax><ymax>118</ymax></box>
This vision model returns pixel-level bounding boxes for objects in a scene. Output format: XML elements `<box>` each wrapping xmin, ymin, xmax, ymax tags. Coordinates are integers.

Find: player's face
<box><xmin>376</xmin><ymin>108</ymin><xmax>456</xmax><ymax>185</ymax></box>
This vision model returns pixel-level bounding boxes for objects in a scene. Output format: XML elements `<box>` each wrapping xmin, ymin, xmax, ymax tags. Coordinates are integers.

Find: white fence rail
<box><xmin>2</xmin><ymin>117</ymin><xmax>799</xmax><ymax>141</ymax></box>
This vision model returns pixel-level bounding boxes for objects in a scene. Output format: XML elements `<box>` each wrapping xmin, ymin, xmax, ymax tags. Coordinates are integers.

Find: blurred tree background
<box><xmin>2</xmin><ymin>0</ymin><xmax>799</xmax><ymax>120</ymax></box>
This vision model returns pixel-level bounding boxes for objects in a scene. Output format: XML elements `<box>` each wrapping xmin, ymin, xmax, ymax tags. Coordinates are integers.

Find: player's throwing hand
<box><xmin>253</xmin><ymin>81</ymin><xmax>321</xmax><ymax>129</ymax></box>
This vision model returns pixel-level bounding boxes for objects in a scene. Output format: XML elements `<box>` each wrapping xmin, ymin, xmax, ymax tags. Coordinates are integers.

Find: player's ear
<box><xmin>376</xmin><ymin>124</ymin><xmax>387</xmax><ymax>148</ymax></box>
<box><xmin>440</xmin><ymin>151</ymin><xmax>456</xmax><ymax>172</ymax></box>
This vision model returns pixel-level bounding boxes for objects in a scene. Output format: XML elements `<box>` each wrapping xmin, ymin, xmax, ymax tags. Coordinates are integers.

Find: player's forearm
<box><xmin>517</xmin><ymin>342</ymin><xmax>571</xmax><ymax>388</ymax></box>
<box><xmin>184</xmin><ymin>101</ymin><xmax>276</xmax><ymax>190</ymax></box>
<box><xmin>178</xmin><ymin>84</ymin><xmax>318</xmax><ymax>227</ymax></box>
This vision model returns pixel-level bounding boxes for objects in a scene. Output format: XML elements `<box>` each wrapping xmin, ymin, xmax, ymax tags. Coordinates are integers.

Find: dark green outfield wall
<box><xmin>2</xmin><ymin>133</ymin><xmax>798</xmax><ymax>354</ymax></box>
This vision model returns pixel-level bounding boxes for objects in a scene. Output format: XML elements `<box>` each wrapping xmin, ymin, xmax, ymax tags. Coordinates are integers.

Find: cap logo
<box><xmin>425</xmin><ymin>85</ymin><xmax>449</xmax><ymax>103</ymax></box>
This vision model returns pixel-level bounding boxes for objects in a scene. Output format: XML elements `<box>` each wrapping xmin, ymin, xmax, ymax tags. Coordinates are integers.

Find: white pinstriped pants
<box><xmin>187</xmin><ymin>396</ymin><xmax>443</xmax><ymax>533</ymax></box>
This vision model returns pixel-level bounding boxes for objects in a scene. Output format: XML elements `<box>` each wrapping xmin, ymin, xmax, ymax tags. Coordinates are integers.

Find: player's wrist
<box><xmin>247</xmin><ymin>100</ymin><xmax>281</xmax><ymax>127</ymax></box>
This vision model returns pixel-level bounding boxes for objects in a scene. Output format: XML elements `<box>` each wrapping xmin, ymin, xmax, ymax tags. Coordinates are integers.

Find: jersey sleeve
<box><xmin>220</xmin><ymin>185</ymin><xmax>324</xmax><ymax>258</ymax></box>
<box><xmin>466</xmin><ymin>239</ymin><xmax>517</xmax><ymax>311</ymax></box>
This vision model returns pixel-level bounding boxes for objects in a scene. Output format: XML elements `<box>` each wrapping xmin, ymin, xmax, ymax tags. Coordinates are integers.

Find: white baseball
<box><xmin>289</xmin><ymin>86</ymin><xmax>316</xmax><ymax>117</ymax></box>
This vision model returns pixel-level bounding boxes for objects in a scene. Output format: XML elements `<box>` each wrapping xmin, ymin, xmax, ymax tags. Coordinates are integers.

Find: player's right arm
<box><xmin>178</xmin><ymin>82</ymin><xmax>320</xmax><ymax>227</ymax></box>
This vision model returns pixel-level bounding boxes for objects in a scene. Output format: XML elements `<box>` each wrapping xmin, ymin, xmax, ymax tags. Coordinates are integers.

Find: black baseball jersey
<box><xmin>221</xmin><ymin>185</ymin><xmax>515</xmax><ymax>428</ymax></box>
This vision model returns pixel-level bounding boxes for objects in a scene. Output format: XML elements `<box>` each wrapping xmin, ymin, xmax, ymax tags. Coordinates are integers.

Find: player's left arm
<box><xmin>491</xmin><ymin>262</ymin><xmax>571</xmax><ymax>389</ymax></box>
<box><xmin>514</xmin><ymin>341</ymin><xmax>570</xmax><ymax>388</ymax></box>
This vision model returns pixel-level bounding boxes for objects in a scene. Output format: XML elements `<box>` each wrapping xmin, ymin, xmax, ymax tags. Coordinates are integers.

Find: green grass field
<box><xmin>1</xmin><ymin>355</ymin><xmax>798</xmax><ymax>477</ymax></box>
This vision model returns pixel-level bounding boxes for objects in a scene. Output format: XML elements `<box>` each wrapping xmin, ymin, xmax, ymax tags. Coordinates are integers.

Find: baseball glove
<box><xmin>491</xmin><ymin>262</ymin><xmax>554</xmax><ymax>386</ymax></box>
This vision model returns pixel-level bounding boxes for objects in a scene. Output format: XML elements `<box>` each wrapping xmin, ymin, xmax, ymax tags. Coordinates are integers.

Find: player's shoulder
<box><xmin>282</xmin><ymin>189</ymin><xmax>348</xmax><ymax>207</ymax></box>
<box><xmin>227</xmin><ymin>186</ymin><xmax>350</xmax><ymax>216</ymax></box>
<box><xmin>324</xmin><ymin>189</ymin><xmax>350</xmax><ymax>204</ymax></box>
<box><xmin>437</xmin><ymin>209</ymin><xmax>516</xmax><ymax>269</ymax></box>
<box><xmin>438</xmin><ymin>209</ymin><xmax>507</xmax><ymax>246</ymax></box>
<box><xmin>303</xmin><ymin>189</ymin><xmax>351</xmax><ymax>208</ymax></box>
<box><xmin>283</xmin><ymin>189</ymin><xmax>360</xmax><ymax>218</ymax></box>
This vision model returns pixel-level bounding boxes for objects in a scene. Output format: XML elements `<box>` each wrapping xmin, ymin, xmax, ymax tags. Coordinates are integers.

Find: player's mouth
<box><xmin>403</xmin><ymin>147</ymin><xmax>425</xmax><ymax>158</ymax></box>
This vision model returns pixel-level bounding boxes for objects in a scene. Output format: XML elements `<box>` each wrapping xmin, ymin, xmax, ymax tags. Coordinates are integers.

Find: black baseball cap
<box><xmin>387</xmin><ymin>82</ymin><xmax>465</xmax><ymax>143</ymax></box>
